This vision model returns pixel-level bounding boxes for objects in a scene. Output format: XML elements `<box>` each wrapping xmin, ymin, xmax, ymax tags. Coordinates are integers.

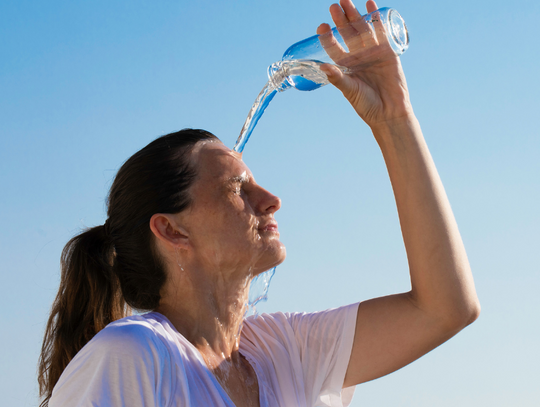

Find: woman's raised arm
<box><xmin>318</xmin><ymin>0</ymin><xmax>480</xmax><ymax>386</ymax></box>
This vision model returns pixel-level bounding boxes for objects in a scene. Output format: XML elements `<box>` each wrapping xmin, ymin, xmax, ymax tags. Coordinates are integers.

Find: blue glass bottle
<box><xmin>268</xmin><ymin>7</ymin><xmax>409</xmax><ymax>92</ymax></box>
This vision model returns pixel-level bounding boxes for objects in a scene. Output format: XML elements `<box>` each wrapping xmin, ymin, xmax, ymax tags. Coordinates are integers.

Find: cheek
<box><xmin>189</xmin><ymin>197</ymin><xmax>262</xmax><ymax>256</ymax></box>
<box><xmin>210</xmin><ymin>205</ymin><xmax>258</xmax><ymax>243</ymax></box>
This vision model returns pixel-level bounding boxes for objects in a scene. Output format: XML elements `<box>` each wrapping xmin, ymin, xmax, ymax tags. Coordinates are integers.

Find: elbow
<box><xmin>466</xmin><ymin>300</ymin><xmax>481</xmax><ymax>325</ymax></box>
<box><xmin>462</xmin><ymin>293</ymin><xmax>481</xmax><ymax>326</ymax></box>
<box><xmin>444</xmin><ymin>299</ymin><xmax>481</xmax><ymax>332</ymax></box>
<box><xmin>408</xmin><ymin>289</ymin><xmax>481</xmax><ymax>333</ymax></box>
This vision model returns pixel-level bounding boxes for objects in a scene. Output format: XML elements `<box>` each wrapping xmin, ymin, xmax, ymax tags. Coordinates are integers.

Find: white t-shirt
<box><xmin>50</xmin><ymin>303</ymin><xmax>359</xmax><ymax>407</ymax></box>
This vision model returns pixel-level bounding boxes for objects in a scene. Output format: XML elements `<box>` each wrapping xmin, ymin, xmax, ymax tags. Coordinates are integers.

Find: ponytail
<box><xmin>38</xmin><ymin>129</ymin><xmax>218</xmax><ymax>406</ymax></box>
<box><xmin>38</xmin><ymin>225</ymin><xmax>128</xmax><ymax>407</ymax></box>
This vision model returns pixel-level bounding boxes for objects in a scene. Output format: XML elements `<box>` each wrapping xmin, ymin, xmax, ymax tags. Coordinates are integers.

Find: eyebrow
<box><xmin>227</xmin><ymin>173</ymin><xmax>250</xmax><ymax>184</ymax></box>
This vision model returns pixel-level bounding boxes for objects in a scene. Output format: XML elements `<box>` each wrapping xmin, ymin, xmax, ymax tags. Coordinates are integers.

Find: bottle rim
<box><xmin>388</xmin><ymin>8</ymin><xmax>409</xmax><ymax>54</ymax></box>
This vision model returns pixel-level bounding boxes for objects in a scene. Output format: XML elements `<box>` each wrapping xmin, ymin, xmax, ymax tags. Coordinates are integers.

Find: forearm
<box><xmin>372</xmin><ymin>115</ymin><xmax>480</xmax><ymax>328</ymax></box>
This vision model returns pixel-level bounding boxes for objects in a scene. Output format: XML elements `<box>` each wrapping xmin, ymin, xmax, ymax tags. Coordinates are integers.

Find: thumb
<box><xmin>320</xmin><ymin>64</ymin><xmax>355</xmax><ymax>94</ymax></box>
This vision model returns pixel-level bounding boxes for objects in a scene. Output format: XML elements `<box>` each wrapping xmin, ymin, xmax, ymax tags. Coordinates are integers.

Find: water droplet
<box><xmin>244</xmin><ymin>267</ymin><xmax>276</xmax><ymax>318</ymax></box>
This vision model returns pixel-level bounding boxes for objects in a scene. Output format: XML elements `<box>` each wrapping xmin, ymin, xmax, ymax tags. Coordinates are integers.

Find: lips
<box><xmin>258</xmin><ymin>221</ymin><xmax>279</xmax><ymax>233</ymax></box>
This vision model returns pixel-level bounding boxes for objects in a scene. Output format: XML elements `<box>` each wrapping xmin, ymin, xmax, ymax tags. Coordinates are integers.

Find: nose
<box><xmin>256</xmin><ymin>186</ymin><xmax>281</xmax><ymax>215</ymax></box>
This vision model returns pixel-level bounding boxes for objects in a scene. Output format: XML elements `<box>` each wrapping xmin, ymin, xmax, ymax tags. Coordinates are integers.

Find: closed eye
<box><xmin>228</xmin><ymin>173</ymin><xmax>251</xmax><ymax>195</ymax></box>
<box><xmin>229</xmin><ymin>174</ymin><xmax>250</xmax><ymax>184</ymax></box>
<box><xmin>228</xmin><ymin>179</ymin><xmax>245</xmax><ymax>195</ymax></box>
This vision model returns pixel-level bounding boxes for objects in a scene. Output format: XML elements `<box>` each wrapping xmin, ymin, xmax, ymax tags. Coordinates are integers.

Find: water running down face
<box><xmin>178</xmin><ymin>141</ymin><xmax>286</xmax><ymax>277</ymax></box>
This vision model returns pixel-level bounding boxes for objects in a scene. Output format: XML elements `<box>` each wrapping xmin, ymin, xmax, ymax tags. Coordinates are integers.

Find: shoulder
<box><xmin>243</xmin><ymin>303</ymin><xmax>360</xmax><ymax>337</ymax></box>
<box><xmin>77</xmin><ymin>313</ymin><xmax>174</xmax><ymax>365</ymax></box>
<box><xmin>240</xmin><ymin>305</ymin><xmax>360</xmax><ymax>407</ymax></box>
<box><xmin>50</xmin><ymin>314</ymin><xmax>178</xmax><ymax>407</ymax></box>
<box><xmin>95</xmin><ymin>313</ymin><xmax>164</xmax><ymax>343</ymax></box>
<box><xmin>241</xmin><ymin>304</ymin><xmax>359</xmax><ymax>363</ymax></box>
<box><xmin>242</xmin><ymin>312</ymin><xmax>295</xmax><ymax>343</ymax></box>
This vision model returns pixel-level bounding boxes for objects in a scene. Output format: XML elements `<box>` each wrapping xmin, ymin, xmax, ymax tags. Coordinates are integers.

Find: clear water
<box><xmin>268</xmin><ymin>59</ymin><xmax>331</xmax><ymax>91</ymax></box>
<box><xmin>233</xmin><ymin>59</ymin><xmax>331</xmax><ymax>153</ymax></box>
<box><xmin>245</xmin><ymin>267</ymin><xmax>276</xmax><ymax>318</ymax></box>
<box><xmin>235</xmin><ymin>60</ymin><xmax>330</xmax><ymax>316</ymax></box>
<box><xmin>233</xmin><ymin>82</ymin><xmax>277</xmax><ymax>153</ymax></box>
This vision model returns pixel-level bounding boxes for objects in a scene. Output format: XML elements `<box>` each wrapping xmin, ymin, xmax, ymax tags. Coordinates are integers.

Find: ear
<box><xmin>149</xmin><ymin>213</ymin><xmax>190</xmax><ymax>250</ymax></box>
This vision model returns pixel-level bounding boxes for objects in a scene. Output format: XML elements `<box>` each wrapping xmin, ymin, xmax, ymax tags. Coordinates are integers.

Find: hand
<box><xmin>317</xmin><ymin>0</ymin><xmax>414</xmax><ymax>129</ymax></box>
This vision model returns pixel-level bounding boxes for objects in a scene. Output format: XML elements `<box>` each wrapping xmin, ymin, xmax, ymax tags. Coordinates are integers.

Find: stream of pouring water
<box><xmin>233</xmin><ymin>83</ymin><xmax>277</xmax><ymax>154</ymax></box>
<box><xmin>245</xmin><ymin>267</ymin><xmax>276</xmax><ymax>318</ymax></box>
<box><xmin>239</xmin><ymin>60</ymin><xmax>331</xmax><ymax>316</ymax></box>
<box><xmin>233</xmin><ymin>59</ymin><xmax>332</xmax><ymax>153</ymax></box>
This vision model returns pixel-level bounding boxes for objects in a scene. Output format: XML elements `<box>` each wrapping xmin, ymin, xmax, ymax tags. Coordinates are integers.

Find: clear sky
<box><xmin>1</xmin><ymin>0</ymin><xmax>539</xmax><ymax>405</ymax></box>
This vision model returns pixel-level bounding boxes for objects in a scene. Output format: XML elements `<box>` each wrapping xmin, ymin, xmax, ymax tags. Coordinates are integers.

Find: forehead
<box><xmin>193</xmin><ymin>141</ymin><xmax>249</xmax><ymax>182</ymax></box>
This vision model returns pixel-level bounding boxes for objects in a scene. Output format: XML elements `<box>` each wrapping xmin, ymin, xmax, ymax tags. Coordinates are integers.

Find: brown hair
<box><xmin>38</xmin><ymin>129</ymin><xmax>218</xmax><ymax>406</ymax></box>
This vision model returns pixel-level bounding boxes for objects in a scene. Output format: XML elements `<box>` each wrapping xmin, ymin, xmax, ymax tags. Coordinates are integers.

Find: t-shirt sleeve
<box><xmin>286</xmin><ymin>303</ymin><xmax>359</xmax><ymax>407</ymax></box>
<box><xmin>49</xmin><ymin>321</ymin><xmax>175</xmax><ymax>407</ymax></box>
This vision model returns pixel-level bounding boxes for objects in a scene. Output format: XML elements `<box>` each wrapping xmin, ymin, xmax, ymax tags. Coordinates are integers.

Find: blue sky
<box><xmin>1</xmin><ymin>0</ymin><xmax>539</xmax><ymax>405</ymax></box>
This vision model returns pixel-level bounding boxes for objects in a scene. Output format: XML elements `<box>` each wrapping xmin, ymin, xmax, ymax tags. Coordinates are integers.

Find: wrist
<box><xmin>369</xmin><ymin>112</ymin><xmax>419</xmax><ymax>135</ymax></box>
<box><xmin>369</xmin><ymin>114</ymin><xmax>423</xmax><ymax>156</ymax></box>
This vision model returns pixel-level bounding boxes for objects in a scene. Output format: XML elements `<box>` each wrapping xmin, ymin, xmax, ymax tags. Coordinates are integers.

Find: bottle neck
<box><xmin>267</xmin><ymin>61</ymin><xmax>292</xmax><ymax>92</ymax></box>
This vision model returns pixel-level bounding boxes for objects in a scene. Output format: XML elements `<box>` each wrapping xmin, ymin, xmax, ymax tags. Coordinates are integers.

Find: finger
<box><xmin>340</xmin><ymin>0</ymin><xmax>362</xmax><ymax>21</ymax></box>
<box><xmin>319</xmin><ymin>63</ymin><xmax>345</xmax><ymax>87</ymax></box>
<box><xmin>350</xmin><ymin>19</ymin><xmax>377</xmax><ymax>48</ymax></box>
<box><xmin>347</xmin><ymin>7</ymin><xmax>377</xmax><ymax>49</ymax></box>
<box><xmin>341</xmin><ymin>0</ymin><xmax>380</xmax><ymax>51</ymax></box>
<box><xmin>329</xmin><ymin>3</ymin><xmax>350</xmax><ymax>26</ymax></box>
<box><xmin>339</xmin><ymin>0</ymin><xmax>375</xmax><ymax>49</ymax></box>
<box><xmin>320</xmin><ymin>63</ymin><xmax>357</xmax><ymax>97</ymax></box>
<box><xmin>370</xmin><ymin>9</ymin><xmax>391</xmax><ymax>48</ymax></box>
<box><xmin>329</xmin><ymin>3</ymin><xmax>364</xmax><ymax>52</ymax></box>
<box><xmin>366</xmin><ymin>0</ymin><xmax>378</xmax><ymax>13</ymax></box>
<box><xmin>317</xmin><ymin>23</ymin><xmax>348</xmax><ymax>62</ymax></box>
<box><xmin>316</xmin><ymin>22</ymin><xmax>332</xmax><ymax>35</ymax></box>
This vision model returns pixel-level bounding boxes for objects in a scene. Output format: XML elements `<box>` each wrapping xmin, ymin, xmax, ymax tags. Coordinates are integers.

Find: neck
<box><xmin>156</xmin><ymin>264</ymin><xmax>252</xmax><ymax>362</ymax></box>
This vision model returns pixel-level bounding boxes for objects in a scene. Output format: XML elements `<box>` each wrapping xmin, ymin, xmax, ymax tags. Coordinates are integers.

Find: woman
<box><xmin>38</xmin><ymin>1</ymin><xmax>480</xmax><ymax>406</ymax></box>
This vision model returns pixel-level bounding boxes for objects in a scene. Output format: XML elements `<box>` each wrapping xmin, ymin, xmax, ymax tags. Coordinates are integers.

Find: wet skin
<box><xmin>153</xmin><ymin>0</ymin><xmax>480</xmax><ymax>401</ymax></box>
<box><xmin>151</xmin><ymin>141</ymin><xmax>285</xmax><ymax>407</ymax></box>
<box><xmin>178</xmin><ymin>141</ymin><xmax>286</xmax><ymax>277</ymax></box>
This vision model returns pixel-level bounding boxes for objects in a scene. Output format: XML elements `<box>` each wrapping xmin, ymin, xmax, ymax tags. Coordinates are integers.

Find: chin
<box><xmin>253</xmin><ymin>243</ymin><xmax>287</xmax><ymax>274</ymax></box>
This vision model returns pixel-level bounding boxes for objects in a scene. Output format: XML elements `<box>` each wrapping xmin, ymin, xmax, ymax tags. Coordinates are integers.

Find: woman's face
<box><xmin>177</xmin><ymin>141</ymin><xmax>286</xmax><ymax>276</ymax></box>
